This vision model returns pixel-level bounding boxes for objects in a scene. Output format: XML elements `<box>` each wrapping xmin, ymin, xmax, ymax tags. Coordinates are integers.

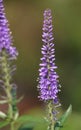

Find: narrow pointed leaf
<box><xmin>54</xmin><ymin>104</ymin><xmax>72</xmax><ymax>130</ymax></box>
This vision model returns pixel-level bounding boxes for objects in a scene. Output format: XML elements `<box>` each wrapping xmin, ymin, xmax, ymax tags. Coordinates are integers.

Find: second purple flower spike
<box><xmin>38</xmin><ymin>9</ymin><xmax>60</xmax><ymax>105</ymax></box>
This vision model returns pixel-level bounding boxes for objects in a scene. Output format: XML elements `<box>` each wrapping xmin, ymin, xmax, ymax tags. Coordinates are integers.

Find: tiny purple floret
<box><xmin>0</xmin><ymin>0</ymin><xmax>18</xmax><ymax>58</ymax></box>
<box><xmin>38</xmin><ymin>9</ymin><xmax>60</xmax><ymax>104</ymax></box>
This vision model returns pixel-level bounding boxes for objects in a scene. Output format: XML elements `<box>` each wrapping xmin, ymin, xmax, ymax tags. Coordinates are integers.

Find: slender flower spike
<box><xmin>38</xmin><ymin>9</ymin><xmax>61</xmax><ymax>130</ymax></box>
<box><xmin>0</xmin><ymin>0</ymin><xmax>18</xmax><ymax>59</ymax></box>
<box><xmin>38</xmin><ymin>9</ymin><xmax>60</xmax><ymax>104</ymax></box>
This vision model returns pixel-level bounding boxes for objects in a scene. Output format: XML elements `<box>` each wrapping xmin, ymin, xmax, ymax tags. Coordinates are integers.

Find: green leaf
<box><xmin>54</xmin><ymin>104</ymin><xmax>72</xmax><ymax>130</ymax></box>
<box><xmin>17</xmin><ymin>115</ymin><xmax>45</xmax><ymax>123</ymax></box>
<box><xmin>15</xmin><ymin>115</ymin><xmax>45</xmax><ymax>130</ymax></box>
<box><xmin>0</xmin><ymin>120</ymin><xmax>9</xmax><ymax>128</ymax></box>
<box><xmin>58</xmin><ymin>104</ymin><xmax>72</xmax><ymax>124</ymax></box>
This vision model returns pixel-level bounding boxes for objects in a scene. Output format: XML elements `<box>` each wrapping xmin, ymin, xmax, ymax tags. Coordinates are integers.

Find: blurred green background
<box><xmin>3</xmin><ymin>0</ymin><xmax>81</xmax><ymax>129</ymax></box>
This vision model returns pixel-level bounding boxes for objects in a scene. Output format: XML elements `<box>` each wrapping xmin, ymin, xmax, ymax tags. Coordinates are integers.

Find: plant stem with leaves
<box><xmin>0</xmin><ymin>50</ymin><xmax>19</xmax><ymax>130</ymax></box>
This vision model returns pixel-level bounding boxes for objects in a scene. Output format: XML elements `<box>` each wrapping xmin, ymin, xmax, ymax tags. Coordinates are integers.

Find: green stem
<box><xmin>1</xmin><ymin>50</ymin><xmax>18</xmax><ymax>130</ymax></box>
<box><xmin>47</xmin><ymin>100</ymin><xmax>54</xmax><ymax>130</ymax></box>
<box><xmin>1</xmin><ymin>50</ymin><xmax>13</xmax><ymax>119</ymax></box>
<box><xmin>11</xmin><ymin>122</ymin><xmax>15</xmax><ymax>130</ymax></box>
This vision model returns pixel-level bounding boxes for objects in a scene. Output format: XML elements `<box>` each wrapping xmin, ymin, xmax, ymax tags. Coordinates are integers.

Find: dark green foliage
<box><xmin>18</xmin><ymin>123</ymin><xmax>34</xmax><ymax>130</ymax></box>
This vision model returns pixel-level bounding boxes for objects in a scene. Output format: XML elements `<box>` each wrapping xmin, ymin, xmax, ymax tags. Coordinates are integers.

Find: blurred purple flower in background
<box><xmin>38</xmin><ymin>9</ymin><xmax>60</xmax><ymax>104</ymax></box>
<box><xmin>0</xmin><ymin>0</ymin><xmax>18</xmax><ymax>58</ymax></box>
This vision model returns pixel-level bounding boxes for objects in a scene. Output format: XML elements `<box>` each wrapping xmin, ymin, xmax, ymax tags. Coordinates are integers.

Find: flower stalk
<box><xmin>1</xmin><ymin>50</ymin><xmax>13</xmax><ymax>119</ymax></box>
<box><xmin>47</xmin><ymin>100</ymin><xmax>54</xmax><ymax>130</ymax></box>
<box><xmin>0</xmin><ymin>50</ymin><xmax>18</xmax><ymax>129</ymax></box>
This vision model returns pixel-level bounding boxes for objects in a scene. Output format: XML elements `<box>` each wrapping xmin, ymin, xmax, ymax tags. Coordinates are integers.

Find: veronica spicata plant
<box><xmin>37</xmin><ymin>9</ymin><xmax>72</xmax><ymax>130</ymax></box>
<box><xmin>0</xmin><ymin>1</ymin><xmax>43</xmax><ymax>130</ymax></box>
<box><xmin>0</xmin><ymin>0</ymin><xmax>19</xmax><ymax>129</ymax></box>
<box><xmin>0</xmin><ymin>1</ymin><xmax>44</xmax><ymax>130</ymax></box>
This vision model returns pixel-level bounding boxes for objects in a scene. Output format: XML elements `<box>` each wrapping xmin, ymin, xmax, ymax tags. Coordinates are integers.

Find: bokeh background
<box><xmin>3</xmin><ymin>0</ymin><xmax>81</xmax><ymax>129</ymax></box>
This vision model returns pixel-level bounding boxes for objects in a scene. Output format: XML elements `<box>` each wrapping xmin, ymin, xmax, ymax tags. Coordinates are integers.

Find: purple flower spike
<box><xmin>0</xmin><ymin>0</ymin><xmax>18</xmax><ymax>58</ymax></box>
<box><xmin>38</xmin><ymin>9</ymin><xmax>60</xmax><ymax>104</ymax></box>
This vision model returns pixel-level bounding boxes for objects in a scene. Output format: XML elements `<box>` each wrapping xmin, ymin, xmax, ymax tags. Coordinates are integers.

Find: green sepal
<box><xmin>0</xmin><ymin>111</ymin><xmax>7</xmax><ymax>119</ymax></box>
<box><xmin>0</xmin><ymin>100</ymin><xmax>8</xmax><ymax>104</ymax></box>
<box><xmin>54</xmin><ymin>104</ymin><xmax>72</xmax><ymax>130</ymax></box>
<box><xmin>17</xmin><ymin>96</ymin><xmax>24</xmax><ymax>103</ymax></box>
